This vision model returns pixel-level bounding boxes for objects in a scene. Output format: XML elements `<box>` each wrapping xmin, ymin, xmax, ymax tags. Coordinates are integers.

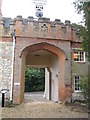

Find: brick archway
<box><xmin>13</xmin><ymin>42</ymin><xmax>70</xmax><ymax>104</ymax></box>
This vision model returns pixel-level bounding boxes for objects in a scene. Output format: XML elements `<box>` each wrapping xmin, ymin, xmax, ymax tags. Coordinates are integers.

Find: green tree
<box><xmin>79</xmin><ymin>76</ymin><xmax>88</xmax><ymax>99</ymax></box>
<box><xmin>25</xmin><ymin>68</ymin><xmax>45</xmax><ymax>92</ymax></box>
<box><xmin>73</xmin><ymin>1</ymin><xmax>90</xmax><ymax>108</ymax></box>
<box><xmin>73</xmin><ymin>1</ymin><xmax>90</xmax><ymax>60</ymax></box>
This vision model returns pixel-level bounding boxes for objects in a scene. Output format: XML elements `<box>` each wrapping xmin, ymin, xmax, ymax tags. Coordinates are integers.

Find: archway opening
<box><xmin>24</xmin><ymin>49</ymin><xmax>59</xmax><ymax>102</ymax></box>
<box><xmin>24</xmin><ymin>67</ymin><xmax>45</xmax><ymax>102</ymax></box>
<box><xmin>13</xmin><ymin>43</ymin><xmax>67</xmax><ymax>104</ymax></box>
<box><xmin>25</xmin><ymin>67</ymin><xmax>45</xmax><ymax>93</ymax></box>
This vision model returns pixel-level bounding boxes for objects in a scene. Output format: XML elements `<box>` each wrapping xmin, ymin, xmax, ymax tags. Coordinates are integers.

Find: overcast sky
<box><xmin>2</xmin><ymin>0</ymin><xmax>83</xmax><ymax>24</ymax></box>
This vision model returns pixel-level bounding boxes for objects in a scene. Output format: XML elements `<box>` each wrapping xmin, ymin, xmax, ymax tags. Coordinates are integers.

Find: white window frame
<box><xmin>74</xmin><ymin>76</ymin><xmax>81</xmax><ymax>92</ymax></box>
<box><xmin>73</xmin><ymin>51</ymin><xmax>85</xmax><ymax>62</ymax></box>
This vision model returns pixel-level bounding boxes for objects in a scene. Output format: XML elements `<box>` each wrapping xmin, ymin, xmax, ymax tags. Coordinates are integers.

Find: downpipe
<box><xmin>10</xmin><ymin>30</ymin><xmax>15</xmax><ymax>102</ymax></box>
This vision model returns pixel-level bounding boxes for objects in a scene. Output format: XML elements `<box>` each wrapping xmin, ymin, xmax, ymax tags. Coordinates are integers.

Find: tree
<box><xmin>25</xmin><ymin>68</ymin><xmax>45</xmax><ymax>92</ymax></box>
<box><xmin>73</xmin><ymin>1</ymin><xmax>90</xmax><ymax>60</ymax></box>
<box><xmin>73</xmin><ymin>1</ymin><xmax>90</xmax><ymax>108</ymax></box>
<box><xmin>79</xmin><ymin>76</ymin><xmax>88</xmax><ymax>99</ymax></box>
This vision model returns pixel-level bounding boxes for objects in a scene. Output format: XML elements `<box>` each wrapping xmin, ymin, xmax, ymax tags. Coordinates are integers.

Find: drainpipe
<box><xmin>10</xmin><ymin>30</ymin><xmax>15</xmax><ymax>102</ymax></box>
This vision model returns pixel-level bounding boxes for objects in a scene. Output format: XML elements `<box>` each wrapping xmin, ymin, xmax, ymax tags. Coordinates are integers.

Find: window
<box><xmin>74</xmin><ymin>76</ymin><xmax>81</xmax><ymax>92</ymax></box>
<box><xmin>74</xmin><ymin>51</ymin><xmax>85</xmax><ymax>62</ymax></box>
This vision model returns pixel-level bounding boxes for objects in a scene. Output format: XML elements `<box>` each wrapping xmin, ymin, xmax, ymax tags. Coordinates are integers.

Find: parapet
<box><xmin>0</xmin><ymin>16</ymin><xmax>82</xmax><ymax>42</ymax></box>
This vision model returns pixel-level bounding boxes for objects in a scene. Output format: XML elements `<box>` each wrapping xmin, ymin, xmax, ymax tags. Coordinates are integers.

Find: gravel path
<box><xmin>1</xmin><ymin>92</ymin><xmax>88</xmax><ymax>118</ymax></box>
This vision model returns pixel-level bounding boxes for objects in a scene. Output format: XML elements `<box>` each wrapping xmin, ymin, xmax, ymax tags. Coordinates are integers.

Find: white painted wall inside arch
<box><xmin>26</xmin><ymin>50</ymin><xmax>59</xmax><ymax>102</ymax></box>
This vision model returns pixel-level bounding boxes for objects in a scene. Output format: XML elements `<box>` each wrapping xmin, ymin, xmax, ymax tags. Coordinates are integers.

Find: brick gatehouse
<box><xmin>0</xmin><ymin>15</ymin><xmax>88</xmax><ymax>104</ymax></box>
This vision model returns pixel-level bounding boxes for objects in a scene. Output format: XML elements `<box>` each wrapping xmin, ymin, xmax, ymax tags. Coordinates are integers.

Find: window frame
<box><xmin>74</xmin><ymin>76</ymin><xmax>81</xmax><ymax>92</ymax></box>
<box><xmin>73</xmin><ymin>51</ymin><xmax>85</xmax><ymax>63</ymax></box>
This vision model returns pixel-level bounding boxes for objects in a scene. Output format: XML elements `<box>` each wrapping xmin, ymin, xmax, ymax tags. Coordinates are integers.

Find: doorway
<box><xmin>13</xmin><ymin>43</ymin><xmax>67</xmax><ymax>104</ymax></box>
<box><xmin>24</xmin><ymin>67</ymin><xmax>45</xmax><ymax>102</ymax></box>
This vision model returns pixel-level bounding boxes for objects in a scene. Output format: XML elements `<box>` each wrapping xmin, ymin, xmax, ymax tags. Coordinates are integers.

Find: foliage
<box><xmin>73</xmin><ymin>1</ymin><xmax>90</xmax><ymax>107</ymax></box>
<box><xmin>25</xmin><ymin>68</ymin><xmax>45</xmax><ymax>92</ymax></box>
<box><xmin>73</xmin><ymin>1</ymin><xmax>90</xmax><ymax>60</ymax></box>
<box><xmin>72</xmin><ymin>22</ymin><xmax>88</xmax><ymax>53</ymax></box>
<box><xmin>79</xmin><ymin>76</ymin><xmax>88</xmax><ymax>99</ymax></box>
<box><xmin>73</xmin><ymin>1</ymin><xmax>89</xmax><ymax>25</ymax></box>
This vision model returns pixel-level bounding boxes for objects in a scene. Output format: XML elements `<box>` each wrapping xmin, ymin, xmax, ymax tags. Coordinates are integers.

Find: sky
<box><xmin>2</xmin><ymin>0</ymin><xmax>83</xmax><ymax>24</ymax></box>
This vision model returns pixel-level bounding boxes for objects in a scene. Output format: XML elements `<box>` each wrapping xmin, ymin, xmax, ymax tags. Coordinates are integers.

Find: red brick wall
<box><xmin>0</xmin><ymin>16</ymin><xmax>83</xmax><ymax>104</ymax></box>
<box><xmin>13</xmin><ymin>40</ymin><xmax>71</xmax><ymax>104</ymax></box>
